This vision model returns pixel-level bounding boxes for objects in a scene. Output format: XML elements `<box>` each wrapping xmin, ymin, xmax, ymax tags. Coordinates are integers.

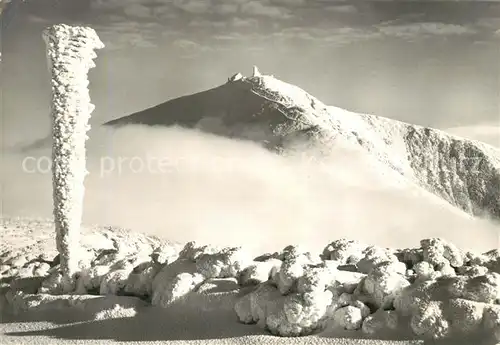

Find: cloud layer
<box><xmin>76</xmin><ymin>0</ymin><xmax>500</xmax><ymax>51</ymax></box>
<box><xmin>3</xmin><ymin>125</ymin><xmax>499</xmax><ymax>255</ymax></box>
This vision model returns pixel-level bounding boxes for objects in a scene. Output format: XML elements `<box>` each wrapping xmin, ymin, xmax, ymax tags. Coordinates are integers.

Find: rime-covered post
<box><xmin>43</xmin><ymin>24</ymin><xmax>104</xmax><ymax>292</ymax></box>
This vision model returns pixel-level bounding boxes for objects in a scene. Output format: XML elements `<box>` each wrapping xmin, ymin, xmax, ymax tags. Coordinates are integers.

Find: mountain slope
<box><xmin>105</xmin><ymin>71</ymin><xmax>500</xmax><ymax>221</ymax></box>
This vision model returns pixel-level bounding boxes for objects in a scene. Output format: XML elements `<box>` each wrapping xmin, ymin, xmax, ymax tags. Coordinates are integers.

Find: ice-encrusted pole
<box><xmin>43</xmin><ymin>24</ymin><xmax>104</xmax><ymax>292</ymax></box>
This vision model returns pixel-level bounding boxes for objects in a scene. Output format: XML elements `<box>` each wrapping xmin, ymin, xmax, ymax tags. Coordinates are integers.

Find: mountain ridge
<box><xmin>104</xmin><ymin>69</ymin><xmax>500</xmax><ymax>221</ymax></box>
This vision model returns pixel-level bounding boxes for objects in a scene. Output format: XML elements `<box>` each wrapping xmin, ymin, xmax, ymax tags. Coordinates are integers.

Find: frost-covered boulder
<box><xmin>470</xmin><ymin>249</ymin><xmax>500</xmax><ymax>274</ymax></box>
<box><xmin>447</xmin><ymin>272</ymin><xmax>500</xmax><ymax>303</ymax></box>
<box><xmin>234</xmin><ymin>245</ymin><xmax>365</xmax><ymax>337</ymax></box>
<box><xmin>446</xmin><ymin>298</ymin><xmax>486</xmax><ymax>335</ymax></box>
<box><xmin>330</xmin><ymin>305</ymin><xmax>369</xmax><ymax>330</ymax></box>
<box><xmin>409</xmin><ymin>300</ymin><xmax>450</xmax><ymax>339</ymax></box>
<box><xmin>235</xmin><ymin>250</ymin><xmax>336</xmax><ymax>336</ymax></box>
<box><xmin>99</xmin><ymin>269</ymin><xmax>131</xmax><ymax>295</ymax></box>
<box><xmin>235</xmin><ymin>282</ymin><xmax>280</xmax><ymax>325</ymax></box>
<box><xmin>394</xmin><ymin>248</ymin><xmax>424</xmax><ymax>268</ymax></box>
<box><xmin>38</xmin><ymin>271</ymin><xmax>66</xmax><ymax>295</ymax></box>
<box><xmin>320</xmin><ymin>239</ymin><xmax>366</xmax><ymax>264</ymax></box>
<box><xmin>74</xmin><ymin>265</ymin><xmax>110</xmax><ymax>294</ymax></box>
<box><xmin>34</xmin><ymin>263</ymin><xmax>51</xmax><ymax>277</ymax></box>
<box><xmin>151</xmin><ymin>245</ymin><xmax>180</xmax><ymax>265</ymax></box>
<box><xmin>361</xmin><ymin>309</ymin><xmax>399</xmax><ymax>335</ymax></box>
<box><xmin>421</xmin><ymin>238</ymin><xmax>465</xmax><ymax>269</ymax></box>
<box><xmin>483</xmin><ymin>304</ymin><xmax>500</xmax><ymax>341</ymax></box>
<box><xmin>124</xmin><ymin>262</ymin><xmax>161</xmax><ymax>298</ymax></box>
<box><xmin>413</xmin><ymin>261</ymin><xmax>437</xmax><ymax>281</ymax></box>
<box><xmin>328</xmin><ymin>270</ymin><xmax>366</xmax><ymax>294</ymax></box>
<box><xmin>456</xmin><ymin>264</ymin><xmax>488</xmax><ymax>277</ymax></box>
<box><xmin>413</xmin><ymin>260</ymin><xmax>456</xmax><ymax>281</ymax></box>
<box><xmin>394</xmin><ymin>272</ymin><xmax>500</xmax><ymax>339</ymax></box>
<box><xmin>195</xmin><ymin>246</ymin><xmax>252</xmax><ymax>279</ymax></box>
<box><xmin>150</xmin><ymin>242</ymin><xmax>254</xmax><ymax>308</ymax></box>
<box><xmin>152</xmin><ymin>270</ymin><xmax>204</xmax><ymax>308</ymax></box>
<box><xmin>358</xmin><ymin>261</ymin><xmax>410</xmax><ymax>310</ymax></box>
<box><xmin>296</xmin><ymin>263</ymin><xmax>337</xmax><ymax>294</ymax></box>
<box><xmin>357</xmin><ymin>246</ymin><xmax>399</xmax><ymax>274</ymax></box>
<box><xmin>237</xmin><ymin>259</ymin><xmax>282</xmax><ymax>286</ymax></box>
<box><xmin>179</xmin><ymin>241</ymin><xmax>221</xmax><ymax>262</ymax></box>
<box><xmin>151</xmin><ymin>258</ymin><xmax>203</xmax><ymax>308</ymax></box>
<box><xmin>235</xmin><ymin>282</ymin><xmax>334</xmax><ymax>336</ymax></box>
<box><xmin>409</xmin><ymin>298</ymin><xmax>487</xmax><ymax>339</ymax></box>
<box><xmin>273</xmin><ymin>245</ymin><xmax>319</xmax><ymax>294</ymax></box>
<box><xmin>253</xmin><ymin>252</ymin><xmax>281</xmax><ymax>262</ymax></box>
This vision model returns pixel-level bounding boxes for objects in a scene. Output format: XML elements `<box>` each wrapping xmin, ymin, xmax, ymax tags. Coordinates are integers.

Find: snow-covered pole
<box><xmin>43</xmin><ymin>24</ymin><xmax>104</xmax><ymax>292</ymax></box>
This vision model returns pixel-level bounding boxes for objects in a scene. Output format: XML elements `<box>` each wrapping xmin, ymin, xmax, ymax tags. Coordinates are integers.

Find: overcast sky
<box><xmin>1</xmin><ymin>0</ymin><xmax>499</xmax><ymax>146</ymax></box>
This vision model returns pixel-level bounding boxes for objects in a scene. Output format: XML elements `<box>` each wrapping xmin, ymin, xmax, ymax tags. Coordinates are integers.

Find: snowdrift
<box><xmin>2</xmin><ymin>217</ymin><xmax>500</xmax><ymax>344</ymax></box>
<box><xmin>105</xmin><ymin>70</ymin><xmax>500</xmax><ymax>221</ymax></box>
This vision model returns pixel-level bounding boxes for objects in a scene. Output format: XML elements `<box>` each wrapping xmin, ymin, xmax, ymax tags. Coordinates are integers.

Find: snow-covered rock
<box><xmin>409</xmin><ymin>300</ymin><xmax>450</xmax><ymax>339</ymax></box>
<box><xmin>446</xmin><ymin>298</ymin><xmax>486</xmax><ymax>335</ymax></box>
<box><xmin>5</xmin><ymin>215</ymin><xmax>500</xmax><ymax>342</ymax></box>
<box><xmin>456</xmin><ymin>264</ymin><xmax>489</xmax><ymax>277</ymax></box>
<box><xmin>483</xmin><ymin>304</ymin><xmax>500</xmax><ymax>341</ymax></box>
<box><xmin>447</xmin><ymin>272</ymin><xmax>500</xmax><ymax>303</ymax></box>
<box><xmin>320</xmin><ymin>239</ymin><xmax>366</xmax><ymax>264</ymax></box>
<box><xmin>412</xmin><ymin>260</ymin><xmax>455</xmax><ymax>281</ymax></box>
<box><xmin>357</xmin><ymin>246</ymin><xmax>400</xmax><ymax>274</ymax></box>
<box><xmin>75</xmin><ymin>265</ymin><xmax>110</xmax><ymax>294</ymax></box>
<box><xmin>413</xmin><ymin>261</ymin><xmax>436</xmax><ymax>281</ymax></box>
<box><xmin>409</xmin><ymin>298</ymin><xmax>488</xmax><ymax>339</ymax></box>
<box><xmin>179</xmin><ymin>241</ymin><xmax>221</xmax><ymax>262</ymax></box>
<box><xmin>394</xmin><ymin>248</ymin><xmax>424</xmax><ymax>268</ymax></box>
<box><xmin>99</xmin><ymin>269</ymin><xmax>131</xmax><ymax>295</ymax></box>
<box><xmin>234</xmin><ymin>247</ymin><xmax>362</xmax><ymax>336</ymax></box>
<box><xmin>328</xmin><ymin>270</ymin><xmax>366</xmax><ymax>294</ymax></box>
<box><xmin>421</xmin><ymin>238</ymin><xmax>465</xmax><ymax>269</ymax></box>
<box><xmin>273</xmin><ymin>245</ymin><xmax>319</xmax><ymax>295</ymax></box>
<box><xmin>195</xmin><ymin>246</ymin><xmax>252</xmax><ymax>279</ymax></box>
<box><xmin>124</xmin><ymin>262</ymin><xmax>161</xmax><ymax>298</ymax></box>
<box><xmin>362</xmin><ymin>309</ymin><xmax>399</xmax><ymax>335</ymax></box>
<box><xmin>237</xmin><ymin>259</ymin><xmax>282</xmax><ymax>286</ymax></box>
<box><xmin>393</xmin><ymin>270</ymin><xmax>500</xmax><ymax>339</ymax></box>
<box><xmin>472</xmin><ymin>249</ymin><xmax>500</xmax><ymax>274</ymax></box>
<box><xmin>331</xmin><ymin>305</ymin><xmax>368</xmax><ymax>330</ymax></box>
<box><xmin>150</xmin><ymin>242</ymin><xmax>252</xmax><ymax>308</ymax></box>
<box><xmin>151</xmin><ymin>258</ymin><xmax>201</xmax><ymax>308</ymax></box>
<box><xmin>359</xmin><ymin>261</ymin><xmax>410</xmax><ymax>310</ymax></box>
<box><xmin>151</xmin><ymin>245</ymin><xmax>180</xmax><ymax>265</ymax></box>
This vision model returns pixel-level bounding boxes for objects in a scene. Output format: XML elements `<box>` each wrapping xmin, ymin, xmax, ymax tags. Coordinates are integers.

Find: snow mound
<box><xmin>234</xmin><ymin>238</ymin><xmax>500</xmax><ymax>341</ymax></box>
<box><xmin>151</xmin><ymin>241</ymin><xmax>252</xmax><ymax>308</ymax></box>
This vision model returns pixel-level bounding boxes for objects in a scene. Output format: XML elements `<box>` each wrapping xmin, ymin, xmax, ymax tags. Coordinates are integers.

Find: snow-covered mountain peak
<box><xmin>104</xmin><ymin>73</ymin><xmax>500</xmax><ymax>221</ymax></box>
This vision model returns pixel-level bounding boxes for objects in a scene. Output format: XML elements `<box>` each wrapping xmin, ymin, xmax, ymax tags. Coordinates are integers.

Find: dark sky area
<box><xmin>1</xmin><ymin>0</ymin><xmax>499</xmax><ymax>146</ymax></box>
